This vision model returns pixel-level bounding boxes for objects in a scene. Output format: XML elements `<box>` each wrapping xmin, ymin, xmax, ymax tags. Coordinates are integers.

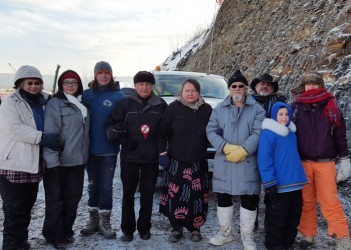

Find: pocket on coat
<box><xmin>60</xmin><ymin>106</ymin><xmax>77</xmax><ymax>129</ymax></box>
<box><xmin>212</xmin><ymin>155</ymin><xmax>227</xmax><ymax>181</ymax></box>
<box><xmin>0</xmin><ymin>138</ymin><xmax>15</xmax><ymax>165</ymax></box>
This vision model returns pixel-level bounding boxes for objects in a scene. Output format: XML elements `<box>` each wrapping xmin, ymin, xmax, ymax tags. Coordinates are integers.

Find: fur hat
<box><xmin>227</xmin><ymin>70</ymin><xmax>248</xmax><ymax>88</ymax></box>
<box><xmin>57</xmin><ymin>70</ymin><xmax>83</xmax><ymax>96</ymax></box>
<box><xmin>133</xmin><ymin>71</ymin><xmax>155</xmax><ymax>84</ymax></box>
<box><xmin>250</xmin><ymin>73</ymin><xmax>279</xmax><ymax>92</ymax></box>
<box><xmin>94</xmin><ymin>61</ymin><xmax>113</xmax><ymax>76</ymax></box>
<box><xmin>14</xmin><ymin>65</ymin><xmax>43</xmax><ymax>88</ymax></box>
<box><xmin>290</xmin><ymin>72</ymin><xmax>325</xmax><ymax>95</ymax></box>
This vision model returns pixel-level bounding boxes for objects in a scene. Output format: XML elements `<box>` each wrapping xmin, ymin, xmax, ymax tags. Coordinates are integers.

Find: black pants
<box><xmin>120</xmin><ymin>161</ymin><xmax>158</xmax><ymax>235</ymax></box>
<box><xmin>217</xmin><ymin>192</ymin><xmax>259</xmax><ymax>211</ymax></box>
<box><xmin>264</xmin><ymin>190</ymin><xmax>302</xmax><ymax>250</ymax></box>
<box><xmin>0</xmin><ymin>175</ymin><xmax>39</xmax><ymax>249</ymax></box>
<box><xmin>42</xmin><ymin>165</ymin><xmax>85</xmax><ymax>242</ymax></box>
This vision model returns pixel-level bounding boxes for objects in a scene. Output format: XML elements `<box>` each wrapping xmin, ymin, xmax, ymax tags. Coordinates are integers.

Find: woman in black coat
<box><xmin>158</xmin><ymin>79</ymin><xmax>212</xmax><ymax>243</ymax></box>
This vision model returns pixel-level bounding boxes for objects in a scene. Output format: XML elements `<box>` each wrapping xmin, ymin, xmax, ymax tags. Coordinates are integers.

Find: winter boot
<box><xmin>209</xmin><ymin>205</ymin><xmax>234</xmax><ymax>246</ymax></box>
<box><xmin>2</xmin><ymin>238</ymin><xmax>31</xmax><ymax>250</ymax></box>
<box><xmin>98</xmin><ymin>210</ymin><xmax>116</xmax><ymax>239</ymax></box>
<box><xmin>80</xmin><ymin>207</ymin><xmax>99</xmax><ymax>236</ymax></box>
<box><xmin>240</xmin><ymin>206</ymin><xmax>257</xmax><ymax>250</ymax></box>
<box><xmin>336</xmin><ymin>236</ymin><xmax>351</xmax><ymax>250</ymax></box>
<box><xmin>299</xmin><ymin>235</ymin><xmax>314</xmax><ymax>249</ymax></box>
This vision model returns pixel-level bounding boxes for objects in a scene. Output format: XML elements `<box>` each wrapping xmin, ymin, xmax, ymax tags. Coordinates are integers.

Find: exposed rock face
<box><xmin>171</xmin><ymin>0</ymin><xmax>351</xmax><ymax>148</ymax></box>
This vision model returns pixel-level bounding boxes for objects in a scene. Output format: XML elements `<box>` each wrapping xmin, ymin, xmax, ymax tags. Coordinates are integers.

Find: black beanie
<box><xmin>133</xmin><ymin>71</ymin><xmax>155</xmax><ymax>84</ymax></box>
<box><xmin>227</xmin><ymin>70</ymin><xmax>248</xmax><ymax>88</ymax></box>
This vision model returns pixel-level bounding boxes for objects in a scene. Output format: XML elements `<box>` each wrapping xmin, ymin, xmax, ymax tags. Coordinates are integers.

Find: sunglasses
<box><xmin>26</xmin><ymin>81</ymin><xmax>42</xmax><ymax>86</ymax></box>
<box><xmin>230</xmin><ymin>84</ymin><xmax>245</xmax><ymax>89</ymax></box>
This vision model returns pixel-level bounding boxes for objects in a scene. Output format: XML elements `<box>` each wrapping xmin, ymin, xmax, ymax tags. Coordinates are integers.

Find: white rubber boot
<box><xmin>209</xmin><ymin>205</ymin><xmax>234</xmax><ymax>246</ymax></box>
<box><xmin>240</xmin><ymin>206</ymin><xmax>257</xmax><ymax>250</ymax></box>
<box><xmin>336</xmin><ymin>236</ymin><xmax>351</xmax><ymax>250</ymax></box>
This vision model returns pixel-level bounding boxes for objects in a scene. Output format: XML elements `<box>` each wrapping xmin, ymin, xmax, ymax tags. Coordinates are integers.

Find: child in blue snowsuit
<box><xmin>258</xmin><ymin>102</ymin><xmax>307</xmax><ymax>250</ymax></box>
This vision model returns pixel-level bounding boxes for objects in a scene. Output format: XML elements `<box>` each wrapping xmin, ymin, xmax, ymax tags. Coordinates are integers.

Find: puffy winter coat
<box><xmin>291</xmin><ymin>100</ymin><xmax>349</xmax><ymax>161</ymax></box>
<box><xmin>206</xmin><ymin>95</ymin><xmax>265</xmax><ymax>195</ymax></box>
<box><xmin>0</xmin><ymin>91</ymin><xmax>45</xmax><ymax>173</ymax></box>
<box><xmin>258</xmin><ymin>118</ymin><xmax>307</xmax><ymax>193</ymax></box>
<box><xmin>43</xmin><ymin>94</ymin><xmax>90</xmax><ymax>168</ymax></box>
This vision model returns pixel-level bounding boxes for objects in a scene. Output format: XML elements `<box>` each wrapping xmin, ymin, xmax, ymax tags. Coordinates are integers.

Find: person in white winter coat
<box><xmin>0</xmin><ymin>65</ymin><xmax>61</xmax><ymax>250</ymax></box>
<box><xmin>206</xmin><ymin>70</ymin><xmax>265</xmax><ymax>250</ymax></box>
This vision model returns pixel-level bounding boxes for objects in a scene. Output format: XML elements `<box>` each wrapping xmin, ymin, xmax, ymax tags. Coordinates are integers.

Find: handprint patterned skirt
<box><xmin>159</xmin><ymin>157</ymin><xmax>209</xmax><ymax>231</ymax></box>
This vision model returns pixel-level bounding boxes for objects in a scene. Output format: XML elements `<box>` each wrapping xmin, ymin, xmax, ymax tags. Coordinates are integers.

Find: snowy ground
<box><xmin>0</xmin><ymin>159</ymin><xmax>351</xmax><ymax>250</ymax></box>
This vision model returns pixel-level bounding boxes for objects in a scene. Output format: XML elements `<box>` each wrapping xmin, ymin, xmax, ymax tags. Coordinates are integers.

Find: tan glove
<box><xmin>225</xmin><ymin>146</ymin><xmax>248</xmax><ymax>163</ymax></box>
<box><xmin>336</xmin><ymin>158</ymin><xmax>351</xmax><ymax>183</ymax></box>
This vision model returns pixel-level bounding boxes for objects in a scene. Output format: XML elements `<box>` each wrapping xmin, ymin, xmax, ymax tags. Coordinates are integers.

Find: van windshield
<box><xmin>153</xmin><ymin>74</ymin><xmax>228</xmax><ymax>99</ymax></box>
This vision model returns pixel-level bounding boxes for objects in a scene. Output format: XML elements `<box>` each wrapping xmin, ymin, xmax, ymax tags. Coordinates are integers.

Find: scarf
<box><xmin>64</xmin><ymin>92</ymin><xmax>88</xmax><ymax>122</ymax></box>
<box><xmin>177</xmin><ymin>95</ymin><xmax>204</xmax><ymax>110</ymax></box>
<box><xmin>19</xmin><ymin>89</ymin><xmax>46</xmax><ymax>106</ymax></box>
<box><xmin>294</xmin><ymin>88</ymin><xmax>341</xmax><ymax>128</ymax></box>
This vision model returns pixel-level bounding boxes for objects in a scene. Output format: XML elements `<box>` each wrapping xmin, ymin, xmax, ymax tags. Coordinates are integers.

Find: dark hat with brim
<box><xmin>251</xmin><ymin>73</ymin><xmax>279</xmax><ymax>92</ymax></box>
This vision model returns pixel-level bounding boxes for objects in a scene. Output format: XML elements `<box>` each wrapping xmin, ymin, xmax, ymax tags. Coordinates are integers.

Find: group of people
<box><xmin>0</xmin><ymin>62</ymin><xmax>122</xmax><ymax>250</ymax></box>
<box><xmin>206</xmin><ymin>70</ymin><xmax>350</xmax><ymax>250</ymax></box>
<box><xmin>0</xmin><ymin>64</ymin><xmax>350</xmax><ymax>250</ymax></box>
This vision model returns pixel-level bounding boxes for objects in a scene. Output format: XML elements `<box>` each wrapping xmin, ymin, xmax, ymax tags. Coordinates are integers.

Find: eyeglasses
<box><xmin>230</xmin><ymin>84</ymin><xmax>245</xmax><ymax>89</ymax></box>
<box><xmin>62</xmin><ymin>81</ymin><xmax>78</xmax><ymax>87</ymax></box>
<box><xmin>26</xmin><ymin>81</ymin><xmax>42</xmax><ymax>86</ymax></box>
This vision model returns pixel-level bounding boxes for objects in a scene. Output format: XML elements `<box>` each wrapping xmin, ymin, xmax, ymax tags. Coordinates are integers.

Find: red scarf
<box><xmin>294</xmin><ymin>88</ymin><xmax>341</xmax><ymax>128</ymax></box>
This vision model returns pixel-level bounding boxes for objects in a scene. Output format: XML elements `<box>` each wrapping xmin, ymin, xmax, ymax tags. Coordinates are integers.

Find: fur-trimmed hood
<box><xmin>262</xmin><ymin>118</ymin><xmax>296</xmax><ymax>136</ymax></box>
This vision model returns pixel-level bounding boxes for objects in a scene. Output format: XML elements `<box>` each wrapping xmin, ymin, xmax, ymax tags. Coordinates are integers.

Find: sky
<box><xmin>0</xmin><ymin>0</ymin><xmax>220</xmax><ymax>80</ymax></box>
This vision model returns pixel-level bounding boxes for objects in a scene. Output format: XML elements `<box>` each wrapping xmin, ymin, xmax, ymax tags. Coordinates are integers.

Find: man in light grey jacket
<box><xmin>206</xmin><ymin>70</ymin><xmax>265</xmax><ymax>250</ymax></box>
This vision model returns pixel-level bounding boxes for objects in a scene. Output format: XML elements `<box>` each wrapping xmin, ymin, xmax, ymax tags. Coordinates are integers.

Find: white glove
<box><xmin>336</xmin><ymin>158</ymin><xmax>351</xmax><ymax>183</ymax></box>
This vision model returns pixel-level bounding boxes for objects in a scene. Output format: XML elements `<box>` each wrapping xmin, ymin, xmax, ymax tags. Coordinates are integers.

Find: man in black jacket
<box><xmin>106</xmin><ymin>71</ymin><xmax>167</xmax><ymax>242</ymax></box>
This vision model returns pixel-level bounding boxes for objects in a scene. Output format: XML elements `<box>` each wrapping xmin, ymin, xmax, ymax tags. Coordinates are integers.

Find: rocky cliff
<box><xmin>162</xmin><ymin>0</ymin><xmax>351</xmax><ymax>147</ymax></box>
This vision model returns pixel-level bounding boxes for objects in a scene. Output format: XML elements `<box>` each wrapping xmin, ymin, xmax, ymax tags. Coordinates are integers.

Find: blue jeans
<box><xmin>86</xmin><ymin>154</ymin><xmax>117</xmax><ymax>210</ymax></box>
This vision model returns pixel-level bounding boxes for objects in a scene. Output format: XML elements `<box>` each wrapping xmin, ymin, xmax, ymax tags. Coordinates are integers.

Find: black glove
<box><xmin>106</xmin><ymin>125</ymin><xmax>126</xmax><ymax>142</ymax></box>
<box><xmin>264</xmin><ymin>185</ymin><xmax>277</xmax><ymax>207</ymax></box>
<box><xmin>39</xmin><ymin>133</ymin><xmax>62</xmax><ymax>151</ymax></box>
<box><xmin>158</xmin><ymin>154</ymin><xmax>170</xmax><ymax>170</ymax></box>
